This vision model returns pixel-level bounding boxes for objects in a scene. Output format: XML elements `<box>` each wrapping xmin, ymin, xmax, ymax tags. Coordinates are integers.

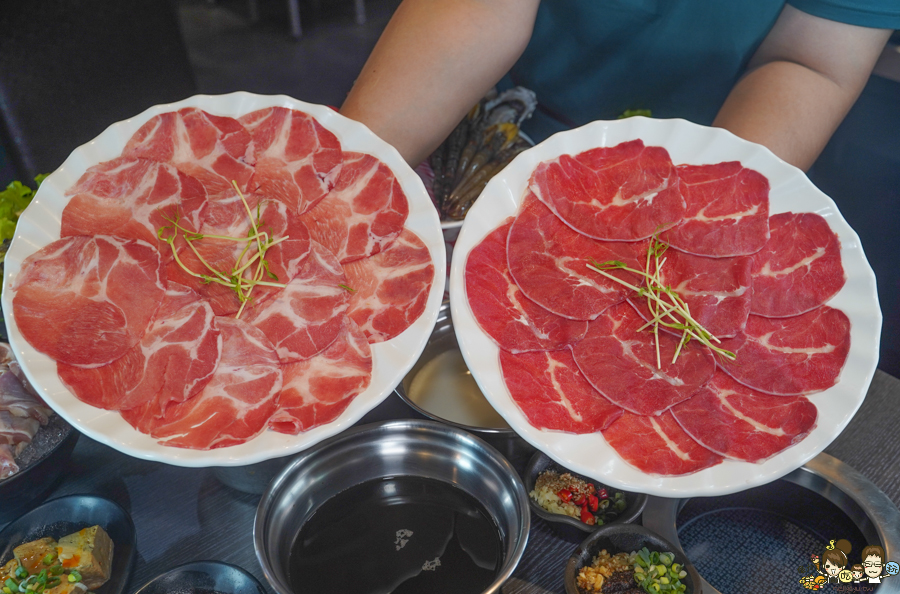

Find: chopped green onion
<box><xmin>67</xmin><ymin>572</ymin><xmax>81</xmax><ymax>584</ymax></box>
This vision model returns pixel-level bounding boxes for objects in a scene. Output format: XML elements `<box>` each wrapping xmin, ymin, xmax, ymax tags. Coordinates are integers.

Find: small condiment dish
<box><xmin>131</xmin><ymin>561</ymin><xmax>266</xmax><ymax>594</ymax></box>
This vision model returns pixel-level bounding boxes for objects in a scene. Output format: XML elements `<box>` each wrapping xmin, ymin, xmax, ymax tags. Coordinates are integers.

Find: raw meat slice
<box><xmin>244</xmin><ymin>240</ymin><xmax>350</xmax><ymax>362</ymax></box>
<box><xmin>125</xmin><ymin>317</ymin><xmax>282</xmax><ymax>449</ymax></box>
<box><xmin>343</xmin><ymin>228</ymin><xmax>435</xmax><ymax>343</ymax></box>
<box><xmin>671</xmin><ymin>371</ymin><xmax>818</xmax><ymax>463</ymax></box>
<box><xmin>529</xmin><ymin>139</ymin><xmax>686</xmax><ymax>241</ymax></box>
<box><xmin>0</xmin><ymin>371</ymin><xmax>52</xmax><ymax>424</ymax></box>
<box><xmin>750</xmin><ymin>212</ymin><xmax>845</xmax><ymax>318</ymax></box>
<box><xmin>465</xmin><ymin>219</ymin><xmax>588</xmax><ymax>353</ymax></box>
<box><xmin>0</xmin><ymin>411</ymin><xmax>40</xmax><ymax>450</ymax></box>
<box><xmin>662</xmin><ymin>162</ymin><xmax>770</xmax><ymax>257</ymax></box>
<box><xmin>268</xmin><ymin>318</ymin><xmax>372</xmax><ymax>434</ymax></box>
<box><xmin>300</xmin><ymin>152</ymin><xmax>409</xmax><ymax>263</ymax></box>
<box><xmin>240</xmin><ymin>107</ymin><xmax>343</xmax><ymax>214</ymax></box>
<box><xmin>12</xmin><ymin>236</ymin><xmax>165</xmax><ymax>368</ymax></box>
<box><xmin>61</xmin><ymin>157</ymin><xmax>207</xmax><ymax>255</ymax></box>
<box><xmin>122</xmin><ymin>107</ymin><xmax>256</xmax><ymax>194</ymax></box>
<box><xmin>571</xmin><ymin>302</ymin><xmax>716</xmax><ymax>415</ymax></box>
<box><xmin>499</xmin><ymin>348</ymin><xmax>623</xmax><ymax>433</ymax></box>
<box><xmin>602</xmin><ymin>411</ymin><xmax>723</xmax><ymax>476</ymax></box>
<box><xmin>628</xmin><ymin>249</ymin><xmax>753</xmax><ymax>338</ymax></box>
<box><xmin>507</xmin><ymin>191</ymin><xmax>647</xmax><ymax>320</ymax></box>
<box><xmin>716</xmin><ymin>307</ymin><xmax>851</xmax><ymax>395</ymax></box>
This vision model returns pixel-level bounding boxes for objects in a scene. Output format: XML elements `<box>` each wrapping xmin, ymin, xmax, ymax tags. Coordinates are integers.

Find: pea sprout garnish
<box><xmin>338</xmin><ymin>284</ymin><xmax>356</xmax><ymax>293</ymax></box>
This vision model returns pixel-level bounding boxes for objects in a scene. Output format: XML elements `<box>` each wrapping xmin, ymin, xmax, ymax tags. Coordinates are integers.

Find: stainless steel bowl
<box><xmin>254</xmin><ymin>419</ymin><xmax>530</xmax><ymax>594</ymax></box>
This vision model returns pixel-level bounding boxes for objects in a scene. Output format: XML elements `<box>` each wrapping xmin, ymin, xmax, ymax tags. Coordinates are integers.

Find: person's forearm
<box><xmin>340</xmin><ymin>0</ymin><xmax>539</xmax><ymax>165</ymax></box>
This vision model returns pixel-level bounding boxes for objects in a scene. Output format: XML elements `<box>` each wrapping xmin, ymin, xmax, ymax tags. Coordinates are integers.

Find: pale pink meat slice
<box><xmin>602</xmin><ymin>411</ymin><xmax>723</xmax><ymax>476</ymax></box>
<box><xmin>662</xmin><ymin>162</ymin><xmax>770</xmax><ymax>257</ymax></box>
<box><xmin>500</xmin><ymin>348</ymin><xmax>623</xmax><ymax>433</ymax></box>
<box><xmin>716</xmin><ymin>307</ymin><xmax>851</xmax><ymax>395</ymax></box>
<box><xmin>571</xmin><ymin>302</ymin><xmax>716</xmax><ymax>415</ymax></box>
<box><xmin>671</xmin><ymin>371</ymin><xmax>818</xmax><ymax>463</ymax></box>
<box><xmin>12</xmin><ymin>236</ymin><xmax>165</xmax><ymax>367</ymax></box>
<box><xmin>343</xmin><ymin>228</ymin><xmax>434</xmax><ymax>343</ymax></box>
<box><xmin>465</xmin><ymin>219</ymin><xmax>588</xmax><ymax>353</ymax></box>
<box><xmin>529</xmin><ymin>139</ymin><xmax>686</xmax><ymax>241</ymax></box>
<box><xmin>0</xmin><ymin>372</ymin><xmax>53</xmax><ymax>424</ymax></box>
<box><xmin>240</xmin><ymin>107</ymin><xmax>343</xmax><ymax>214</ymax></box>
<box><xmin>300</xmin><ymin>151</ymin><xmax>409</xmax><ymax>263</ymax></box>
<box><xmin>122</xmin><ymin>107</ymin><xmax>255</xmax><ymax>194</ymax></box>
<box><xmin>268</xmin><ymin>318</ymin><xmax>372</xmax><ymax>434</ymax></box>
<box><xmin>750</xmin><ymin>212</ymin><xmax>845</xmax><ymax>318</ymax></box>
<box><xmin>507</xmin><ymin>191</ymin><xmax>646</xmax><ymax>320</ymax></box>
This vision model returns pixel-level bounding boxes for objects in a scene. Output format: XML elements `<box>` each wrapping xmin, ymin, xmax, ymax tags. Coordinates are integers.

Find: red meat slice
<box><xmin>240</xmin><ymin>107</ymin><xmax>343</xmax><ymax>214</ymax></box>
<box><xmin>465</xmin><ymin>219</ymin><xmax>588</xmax><ymax>353</ymax></box>
<box><xmin>529</xmin><ymin>139</ymin><xmax>686</xmax><ymax>241</ymax></box>
<box><xmin>268</xmin><ymin>318</ymin><xmax>372</xmax><ymax>434</ymax></box>
<box><xmin>628</xmin><ymin>249</ymin><xmax>753</xmax><ymax>338</ymax></box>
<box><xmin>602</xmin><ymin>411</ymin><xmax>723</xmax><ymax>476</ymax></box>
<box><xmin>244</xmin><ymin>240</ymin><xmax>350</xmax><ymax>362</ymax></box>
<box><xmin>661</xmin><ymin>162</ymin><xmax>770</xmax><ymax>257</ymax></box>
<box><xmin>571</xmin><ymin>302</ymin><xmax>716</xmax><ymax>415</ymax></box>
<box><xmin>300</xmin><ymin>152</ymin><xmax>409</xmax><ymax>263</ymax></box>
<box><xmin>343</xmin><ymin>228</ymin><xmax>435</xmax><ymax>343</ymax></box>
<box><xmin>12</xmin><ymin>236</ymin><xmax>165</xmax><ymax>367</ymax></box>
<box><xmin>671</xmin><ymin>371</ymin><xmax>818</xmax><ymax>463</ymax></box>
<box><xmin>122</xmin><ymin>107</ymin><xmax>256</xmax><ymax>194</ymax></box>
<box><xmin>750</xmin><ymin>212</ymin><xmax>845</xmax><ymax>318</ymax></box>
<box><xmin>716</xmin><ymin>307</ymin><xmax>851</xmax><ymax>395</ymax></box>
<box><xmin>499</xmin><ymin>348</ymin><xmax>623</xmax><ymax>433</ymax></box>
<box><xmin>507</xmin><ymin>191</ymin><xmax>647</xmax><ymax>320</ymax></box>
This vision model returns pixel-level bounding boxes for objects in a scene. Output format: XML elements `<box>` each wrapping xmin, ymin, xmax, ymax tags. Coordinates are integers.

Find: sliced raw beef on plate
<box><xmin>529</xmin><ymin>139</ymin><xmax>686</xmax><ymax>241</ymax></box>
<box><xmin>12</xmin><ymin>236</ymin><xmax>165</xmax><ymax>368</ymax></box>
<box><xmin>61</xmin><ymin>157</ymin><xmax>208</xmax><ymax>254</ymax></box>
<box><xmin>124</xmin><ymin>317</ymin><xmax>283</xmax><ymax>449</ymax></box>
<box><xmin>240</xmin><ymin>107</ymin><xmax>343</xmax><ymax>214</ymax></box>
<box><xmin>300</xmin><ymin>151</ymin><xmax>409</xmax><ymax>263</ymax></box>
<box><xmin>343</xmin><ymin>228</ymin><xmax>435</xmax><ymax>343</ymax></box>
<box><xmin>716</xmin><ymin>307</ymin><xmax>851</xmax><ymax>395</ymax></box>
<box><xmin>465</xmin><ymin>219</ymin><xmax>588</xmax><ymax>353</ymax></box>
<box><xmin>571</xmin><ymin>302</ymin><xmax>716</xmax><ymax>415</ymax></box>
<box><xmin>507</xmin><ymin>191</ymin><xmax>647</xmax><ymax>320</ymax></box>
<box><xmin>244</xmin><ymin>240</ymin><xmax>350</xmax><ymax>362</ymax></box>
<box><xmin>750</xmin><ymin>211</ymin><xmax>845</xmax><ymax>318</ymax></box>
<box><xmin>628</xmin><ymin>249</ymin><xmax>753</xmax><ymax>338</ymax></box>
<box><xmin>268</xmin><ymin>318</ymin><xmax>372</xmax><ymax>434</ymax></box>
<box><xmin>671</xmin><ymin>371</ymin><xmax>818</xmax><ymax>463</ymax></box>
<box><xmin>499</xmin><ymin>348</ymin><xmax>623</xmax><ymax>433</ymax></box>
<box><xmin>661</xmin><ymin>162</ymin><xmax>770</xmax><ymax>257</ymax></box>
<box><xmin>602</xmin><ymin>411</ymin><xmax>723</xmax><ymax>476</ymax></box>
<box><xmin>122</xmin><ymin>107</ymin><xmax>256</xmax><ymax>194</ymax></box>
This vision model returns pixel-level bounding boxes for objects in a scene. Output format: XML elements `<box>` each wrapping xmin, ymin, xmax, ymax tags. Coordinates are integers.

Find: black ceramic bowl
<box><xmin>565</xmin><ymin>524</ymin><xmax>702</xmax><ymax>594</ymax></box>
<box><xmin>0</xmin><ymin>494</ymin><xmax>136</xmax><ymax>594</ymax></box>
<box><xmin>132</xmin><ymin>561</ymin><xmax>267</xmax><ymax>594</ymax></box>
<box><xmin>524</xmin><ymin>451</ymin><xmax>647</xmax><ymax>540</ymax></box>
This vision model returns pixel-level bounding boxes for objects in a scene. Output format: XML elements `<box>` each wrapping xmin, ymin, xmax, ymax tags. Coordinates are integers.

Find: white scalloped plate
<box><xmin>449</xmin><ymin>117</ymin><xmax>881</xmax><ymax>497</ymax></box>
<box><xmin>1</xmin><ymin>92</ymin><xmax>445</xmax><ymax>467</ymax></box>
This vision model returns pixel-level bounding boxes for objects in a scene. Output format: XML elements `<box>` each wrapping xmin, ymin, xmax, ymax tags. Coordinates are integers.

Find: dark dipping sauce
<box><xmin>288</xmin><ymin>476</ymin><xmax>503</xmax><ymax>594</ymax></box>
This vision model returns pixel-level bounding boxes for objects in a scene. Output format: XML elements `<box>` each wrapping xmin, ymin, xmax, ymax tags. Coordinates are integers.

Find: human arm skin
<box><xmin>340</xmin><ymin>0</ymin><xmax>540</xmax><ymax>166</ymax></box>
<box><xmin>713</xmin><ymin>5</ymin><xmax>891</xmax><ymax>171</ymax></box>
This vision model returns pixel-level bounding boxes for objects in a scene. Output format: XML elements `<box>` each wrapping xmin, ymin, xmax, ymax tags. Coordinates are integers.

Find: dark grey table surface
<box><xmin>3</xmin><ymin>370</ymin><xmax>899</xmax><ymax>594</ymax></box>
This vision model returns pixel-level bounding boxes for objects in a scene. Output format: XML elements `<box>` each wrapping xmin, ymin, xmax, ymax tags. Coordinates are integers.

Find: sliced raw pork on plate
<box><xmin>661</xmin><ymin>161</ymin><xmax>770</xmax><ymax>257</ymax></box>
<box><xmin>12</xmin><ymin>236</ymin><xmax>165</xmax><ymax>368</ymax></box>
<box><xmin>529</xmin><ymin>139</ymin><xmax>686</xmax><ymax>241</ymax></box>
<box><xmin>499</xmin><ymin>348</ymin><xmax>623</xmax><ymax>433</ymax></box>
<box><xmin>750</xmin><ymin>211</ymin><xmax>846</xmax><ymax>318</ymax></box>
<box><xmin>716</xmin><ymin>306</ymin><xmax>851</xmax><ymax>395</ymax></box>
<box><xmin>343</xmin><ymin>228</ymin><xmax>435</xmax><ymax>343</ymax></box>
<box><xmin>240</xmin><ymin>107</ymin><xmax>343</xmax><ymax>214</ymax></box>
<box><xmin>601</xmin><ymin>411</ymin><xmax>723</xmax><ymax>476</ymax></box>
<box><xmin>671</xmin><ymin>371</ymin><xmax>818</xmax><ymax>463</ymax></box>
<box><xmin>571</xmin><ymin>302</ymin><xmax>716</xmax><ymax>415</ymax></box>
<box><xmin>507</xmin><ymin>191</ymin><xmax>647</xmax><ymax>320</ymax></box>
<box><xmin>465</xmin><ymin>219</ymin><xmax>588</xmax><ymax>352</ymax></box>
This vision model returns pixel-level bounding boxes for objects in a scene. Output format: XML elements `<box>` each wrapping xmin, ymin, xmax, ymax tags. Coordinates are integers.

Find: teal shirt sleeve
<box><xmin>789</xmin><ymin>0</ymin><xmax>900</xmax><ymax>28</ymax></box>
